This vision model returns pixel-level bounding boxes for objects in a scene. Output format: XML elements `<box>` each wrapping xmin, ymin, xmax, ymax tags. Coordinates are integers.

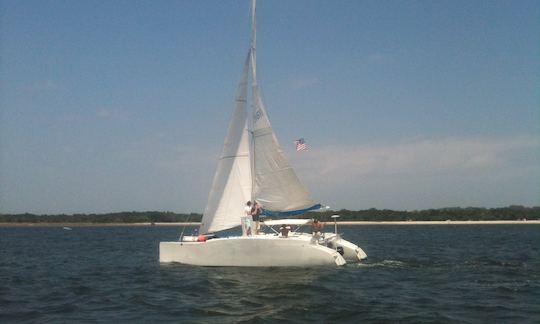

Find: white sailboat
<box><xmin>159</xmin><ymin>0</ymin><xmax>366</xmax><ymax>267</ymax></box>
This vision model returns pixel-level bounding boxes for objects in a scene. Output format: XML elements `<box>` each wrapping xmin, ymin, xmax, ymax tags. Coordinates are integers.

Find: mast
<box><xmin>251</xmin><ymin>0</ymin><xmax>257</xmax><ymax>82</ymax></box>
<box><xmin>250</xmin><ymin>0</ymin><xmax>257</xmax><ymax>200</ymax></box>
<box><xmin>247</xmin><ymin>0</ymin><xmax>320</xmax><ymax>216</ymax></box>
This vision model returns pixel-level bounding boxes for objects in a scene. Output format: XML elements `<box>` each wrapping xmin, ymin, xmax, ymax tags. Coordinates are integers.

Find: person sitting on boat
<box><xmin>279</xmin><ymin>224</ymin><xmax>290</xmax><ymax>238</ymax></box>
<box><xmin>251</xmin><ymin>201</ymin><xmax>262</xmax><ymax>234</ymax></box>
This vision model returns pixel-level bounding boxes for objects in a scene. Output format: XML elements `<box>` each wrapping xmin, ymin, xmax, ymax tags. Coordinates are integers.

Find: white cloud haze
<box><xmin>291</xmin><ymin>135</ymin><xmax>540</xmax><ymax>210</ymax></box>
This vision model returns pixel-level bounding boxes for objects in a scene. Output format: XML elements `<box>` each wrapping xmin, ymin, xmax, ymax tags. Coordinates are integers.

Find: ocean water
<box><xmin>0</xmin><ymin>224</ymin><xmax>539</xmax><ymax>323</ymax></box>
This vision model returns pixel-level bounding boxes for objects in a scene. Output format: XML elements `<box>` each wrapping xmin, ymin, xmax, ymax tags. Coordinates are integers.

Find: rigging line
<box><xmin>178</xmin><ymin>213</ymin><xmax>192</xmax><ymax>243</ymax></box>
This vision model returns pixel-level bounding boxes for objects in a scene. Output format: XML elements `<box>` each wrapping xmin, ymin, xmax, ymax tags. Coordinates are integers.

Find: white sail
<box><xmin>250</xmin><ymin>85</ymin><xmax>318</xmax><ymax>215</ymax></box>
<box><xmin>200</xmin><ymin>0</ymin><xmax>318</xmax><ymax>234</ymax></box>
<box><xmin>247</xmin><ymin>0</ymin><xmax>317</xmax><ymax>215</ymax></box>
<box><xmin>200</xmin><ymin>55</ymin><xmax>252</xmax><ymax>234</ymax></box>
<box><xmin>160</xmin><ymin>0</ymin><xmax>366</xmax><ymax>267</ymax></box>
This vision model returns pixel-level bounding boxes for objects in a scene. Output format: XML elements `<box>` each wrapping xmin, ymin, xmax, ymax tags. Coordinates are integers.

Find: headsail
<box><xmin>200</xmin><ymin>54</ymin><xmax>252</xmax><ymax>234</ymax></box>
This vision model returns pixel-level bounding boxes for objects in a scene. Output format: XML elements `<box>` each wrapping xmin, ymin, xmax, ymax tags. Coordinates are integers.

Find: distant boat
<box><xmin>159</xmin><ymin>0</ymin><xmax>366</xmax><ymax>266</ymax></box>
<box><xmin>62</xmin><ymin>227</ymin><xmax>72</xmax><ymax>231</ymax></box>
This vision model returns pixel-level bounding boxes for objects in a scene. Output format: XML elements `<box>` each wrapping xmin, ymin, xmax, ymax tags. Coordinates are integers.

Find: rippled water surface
<box><xmin>1</xmin><ymin>224</ymin><xmax>539</xmax><ymax>323</ymax></box>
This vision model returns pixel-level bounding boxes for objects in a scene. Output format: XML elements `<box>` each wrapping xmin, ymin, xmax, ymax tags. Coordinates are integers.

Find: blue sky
<box><xmin>1</xmin><ymin>0</ymin><xmax>539</xmax><ymax>214</ymax></box>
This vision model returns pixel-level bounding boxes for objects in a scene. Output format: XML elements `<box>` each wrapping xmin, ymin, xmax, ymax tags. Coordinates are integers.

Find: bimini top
<box><xmin>262</xmin><ymin>219</ymin><xmax>312</xmax><ymax>226</ymax></box>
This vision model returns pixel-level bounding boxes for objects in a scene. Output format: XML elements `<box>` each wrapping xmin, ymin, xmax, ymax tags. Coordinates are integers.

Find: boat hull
<box><xmin>333</xmin><ymin>235</ymin><xmax>368</xmax><ymax>261</ymax></box>
<box><xmin>295</xmin><ymin>233</ymin><xmax>367</xmax><ymax>262</ymax></box>
<box><xmin>160</xmin><ymin>236</ymin><xmax>346</xmax><ymax>267</ymax></box>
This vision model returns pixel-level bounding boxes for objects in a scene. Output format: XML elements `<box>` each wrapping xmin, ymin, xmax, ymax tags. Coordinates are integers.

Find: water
<box><xmin>1</xmin><ymin>225</ymin><xmax>539</xmax><ymax>323</ymax></box>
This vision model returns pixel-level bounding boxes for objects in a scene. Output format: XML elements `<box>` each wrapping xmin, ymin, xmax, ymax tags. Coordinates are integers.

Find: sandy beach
<box><xmin>334</xmin><ymin>220</ymin><xmax>540</xmax><ymax>225</ymax></box>
<box><xmin>0</xmin><ymin>222</ymin><xmax>200</xmax><ymax>227</ymax></box>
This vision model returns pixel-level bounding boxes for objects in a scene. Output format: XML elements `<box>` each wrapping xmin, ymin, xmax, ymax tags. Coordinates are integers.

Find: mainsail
<box><xmin>248</xmin><ymin>0</ymin><xmax>319</xmax><ymax>216</ymax></box>
<box><xmin>199</xmin><ymin>0</ymin><xmax>320</xmax><ymax>234</ymax></box>
<box><xmin>250</xmin><ymin>73</ymin><xmax>320</xmax><ymax>216</ymax></box>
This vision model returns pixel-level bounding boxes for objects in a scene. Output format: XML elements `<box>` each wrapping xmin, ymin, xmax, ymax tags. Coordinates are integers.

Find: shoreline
<box><xmin>1</xmin><ymin>220</ymin><xmax>538</xmax><ymax>227</ymax></box>
<box><xmin>0</xmin><ymin>222</ymin><xmax>201</xmax><ymax>227</ymax></box>
<box><xmin>335</xmin><ymin>220</ymin><xmax>540</xmax><ymax>225</ymax></box>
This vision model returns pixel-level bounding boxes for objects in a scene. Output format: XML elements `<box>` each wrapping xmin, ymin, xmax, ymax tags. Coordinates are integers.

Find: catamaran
<box><xmin>159</xmin><ymin>0</ymin><xmax>367</xmax><ymax>267</ymax></box>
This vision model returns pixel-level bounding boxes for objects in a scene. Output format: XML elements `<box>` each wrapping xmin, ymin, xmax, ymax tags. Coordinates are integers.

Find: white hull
<box><xmin>160</xmin><ymin>235</ymin><xmax>346</xmax><ymax>267</ymax></box>
<box><xmin>293</xmin><ymin>233</ymin><xmax>367</xmax><ymax>262</ymax></box>
<box><xmin>159</xmin><ymin>3</ymin><xmax>369</xmax><ymax>268</ymax></box>
<box><xmin>335</xmin><ymin>235</ymin><xmax>368</xmax><ymax>261</ymax></box>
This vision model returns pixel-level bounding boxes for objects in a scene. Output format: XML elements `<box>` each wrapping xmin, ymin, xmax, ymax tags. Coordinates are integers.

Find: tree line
<box><xmin>0</xmin><ymin>206</ymin><xmax>538</xmax><ymax>223</ymax></box>
<box><xmin>307</xmin><ymin>206</ymin><xmax>540</xmax><ymax>222</ymax></box>
<box><xmin>0</xmin><ymin>211</ymin><xmax>202</xmax><ymax>224</ymax></box>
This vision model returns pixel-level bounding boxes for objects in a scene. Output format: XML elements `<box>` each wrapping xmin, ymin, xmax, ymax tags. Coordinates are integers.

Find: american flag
<box><xmin>295</xmin><ymin>138</ymin><xmax>307</xmax><ymax>151</ymax></box>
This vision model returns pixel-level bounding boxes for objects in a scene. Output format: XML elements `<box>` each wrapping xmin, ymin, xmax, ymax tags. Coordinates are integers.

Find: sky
<box><xmin>1</xmin><ymin>0</ymin><xmax>539</xmax><ymax>214</ymax></box>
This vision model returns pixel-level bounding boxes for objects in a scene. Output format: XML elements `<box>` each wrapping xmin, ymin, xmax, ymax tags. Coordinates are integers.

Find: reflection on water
<box><xmin>157</xmin><ymin>264</ymin><xmax>338</xmax><ymax>321</ymax></box>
